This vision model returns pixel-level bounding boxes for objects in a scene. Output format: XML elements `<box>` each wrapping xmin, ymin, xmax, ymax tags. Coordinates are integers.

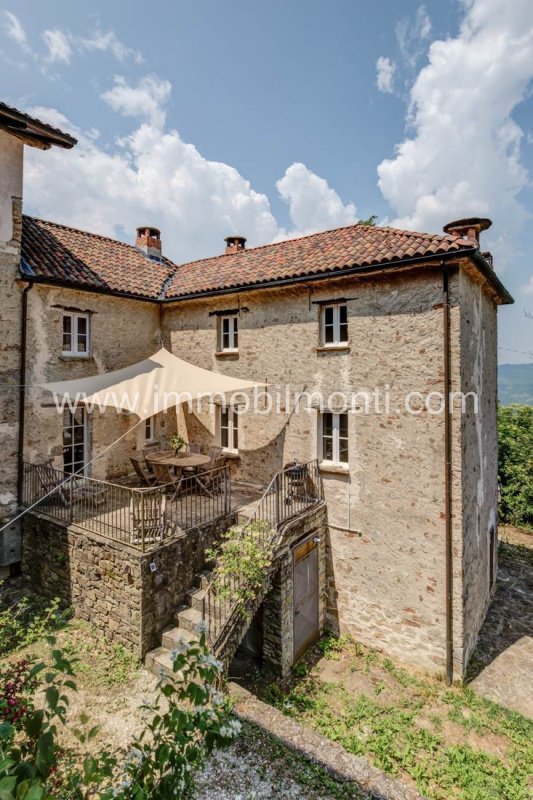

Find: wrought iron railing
<box><xmin>21</xmin><ymin>461</ymin><xmax>231</xmax><ymax>551</ymax></box>
<box><xmin>203</xmin><ymin>460</ymin><xmax>323</xmax><ymax>647</ymax></box>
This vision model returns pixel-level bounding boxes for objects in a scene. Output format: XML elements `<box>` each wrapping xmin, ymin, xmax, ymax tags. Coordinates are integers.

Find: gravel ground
<box><xmin>194</xmin><ymin>722</ymin><xmax>369</xmax><ymax>800</ymax></box>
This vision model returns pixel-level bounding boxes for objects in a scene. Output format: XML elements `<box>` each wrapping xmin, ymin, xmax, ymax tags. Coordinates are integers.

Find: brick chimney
<box><xmin>136</xmin><ymin>226</ymin><xmax>162</xmax><ymax>258</ymax></box>
<box><xmin>442</xmin><ymin>217</ymin><xmax>492</xmax><ymax>247</ymax></box>
<box><xmin>224</xmin><ymin>235</ymin><xmax>246</xmax><ymax>255</ymax></box>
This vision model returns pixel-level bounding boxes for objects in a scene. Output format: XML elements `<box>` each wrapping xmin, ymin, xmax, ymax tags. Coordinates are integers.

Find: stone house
<box><xmin>0</xmin><ymin>104</ymin><xmax>513</xmax><ymax>681</ymax></box>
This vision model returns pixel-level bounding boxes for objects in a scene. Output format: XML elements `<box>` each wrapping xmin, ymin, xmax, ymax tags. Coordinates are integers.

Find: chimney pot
<box><xmin>224</xmin><ymin>235</ymin><xmax>246</xmax><ymax>255</ymax></box>
<box><xmin>136</xmin><ymin>226</ymin><xmax>162</xmax><ymax>258</ymax></box>
<box><xmin>443</xmin><ymin>217</ymin><xmax>492</xmax><ymax>247</ymax></box>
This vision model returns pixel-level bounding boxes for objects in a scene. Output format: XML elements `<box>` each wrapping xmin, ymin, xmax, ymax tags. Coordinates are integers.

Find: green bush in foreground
<box><xmin>0</xmin><ymin>633</ymin><xmax>238</xmax><ymax>799</ymax></box>
<box><xmin>498</xmin><ymin>404</ymin><xmax>533</xmax><ymax>529</ymax></box>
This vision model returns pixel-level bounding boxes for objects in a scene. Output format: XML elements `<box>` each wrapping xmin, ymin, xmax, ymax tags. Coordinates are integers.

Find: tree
<box><xmin>498</xmin><ymin>404</ymin><xmax>533</xmax><ymax>529</ymax></box>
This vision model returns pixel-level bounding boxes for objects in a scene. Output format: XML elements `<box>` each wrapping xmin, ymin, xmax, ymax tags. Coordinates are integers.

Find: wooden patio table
<box><xmin>146</xmin><ymin>452</ymin><xmax>212</xmax><ymax>497</ymax></box>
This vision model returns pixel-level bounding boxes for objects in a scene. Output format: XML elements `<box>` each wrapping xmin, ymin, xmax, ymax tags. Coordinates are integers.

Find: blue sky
<box><xmin>1</xmin><ymin>0</ymin><xmax>532</xmax><ymax>363</ymax></box>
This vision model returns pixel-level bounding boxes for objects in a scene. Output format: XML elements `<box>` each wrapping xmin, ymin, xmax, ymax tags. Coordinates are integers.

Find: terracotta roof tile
<box><xmin>165</xmin><ymin>223</ymin><xmax>472</xmax><ymax>298</ymax></box>
<box><xmin>21</xmin><ymin>216</ymin><xmax>491</xmax><ymax>302</ymax></box>
<box><xmin>21</xmin><ymin>216</ymin><xmax>177</xmax><ymax>299</ymax></box>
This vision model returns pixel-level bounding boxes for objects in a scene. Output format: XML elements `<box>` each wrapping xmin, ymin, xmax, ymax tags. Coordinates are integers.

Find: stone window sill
<box><xmin>59</xmin><ymin>354</ymin><xmax>94</xmax><ymax>362</ymax></box>
<box><xmin>221</xmin><ymin>450</ymin><xmax>240</xmax><ymax>460</ymax></box>
<box><xmin>319</xmin><ymin>462</ymin><xmax>349</xmax><ymax>476</ymax></box>
<box><xmin>316</xmin><ymin>344</ymin><xmax>350</xmax><ymax>354</ymax></box>
<box><xmin>215</xmin><ymin>350</ymin><xmax>239</xmax><ymax>359</ymax></box>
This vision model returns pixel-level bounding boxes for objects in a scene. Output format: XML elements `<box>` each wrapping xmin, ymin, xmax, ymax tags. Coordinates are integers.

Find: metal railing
<box><xmin>203</xmin><ymin>460</ymin><xmax>323</xmax><ymax>647</ymax></box>
<box><xmin>21</xmin><ymin>461</ymin><xmax>231</xmax><ymax>551</ymax></box>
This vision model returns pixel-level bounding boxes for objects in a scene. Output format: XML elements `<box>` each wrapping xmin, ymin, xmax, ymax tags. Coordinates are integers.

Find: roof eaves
<box><xmin>162</xmin><ymin>247</ymin><xmax>475</xmax><ymax>302</ymax></box>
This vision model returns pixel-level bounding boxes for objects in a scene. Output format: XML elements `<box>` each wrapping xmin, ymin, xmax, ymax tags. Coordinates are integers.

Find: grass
<box><xmin>0</xmin><ymin>583</ymin><xmax>139</xmax><ymax>689</ymax></box>
<box><xmin>260</xmin><ymin>636</ymin><xmax>533</xmax><ymax>800</ymax></box>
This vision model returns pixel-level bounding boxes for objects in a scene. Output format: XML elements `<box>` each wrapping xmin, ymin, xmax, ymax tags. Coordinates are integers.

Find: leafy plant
<box><xmin>169</xmin><ymin>434</ymin><xmax>186</xmax><ymax>453</ymax></box>
<box><xmin>0</xmin><ymin>633</ymin><xmax>238</xmax><ymax>800</ymax></box>
<box><xmin>0</xmin><ymin>594</ymin><xmax>69</xmax><ymax>656</ymax></box>
<box><xmin>498</xmin><ymin>404</ymin><xmax>533</xmax><ymax>529</ymax></box>
<box><xmin>206</xmin><ymin>521</ymin><xmax>274</xmax><ymax>617</ymax></box>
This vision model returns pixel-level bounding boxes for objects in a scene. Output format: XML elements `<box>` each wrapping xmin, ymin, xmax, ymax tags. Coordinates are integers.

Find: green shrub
<box><xmin>0</xmin><ymin>633</ymin><xmax>238</xmax><ymax>799</ymax></box>
<box><xmin>0</xmin><ymin>594</ymin><xmax>69</xmax><ymax>656</ymax></box>
<box><xmin>498</xmin><ymin>404</ymin><xmax>533</xmax><ymax>529</ymax></box>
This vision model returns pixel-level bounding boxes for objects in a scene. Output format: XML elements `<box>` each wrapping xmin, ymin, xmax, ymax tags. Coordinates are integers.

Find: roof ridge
<box><xmin>23</xmin><ymin>215</ymin><xmax>177</xmax><ymax>270</ymax></box>
<box><xmin>176</xmin><ymin>221</ymin><xmax>461</xmax><ymax>269</ymax></box>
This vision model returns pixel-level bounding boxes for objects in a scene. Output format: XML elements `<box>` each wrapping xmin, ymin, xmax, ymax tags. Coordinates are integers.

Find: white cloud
<box><xmin>101</xmin><ymin>75</ymin><xmax>171</xmax><ymax>129</ymax></box>
<box><xmin>23</xmin><ymin>89</ymin><xmax>359</xmax><ymax>263</ymax></box>
<box><xmin>376</xmin><ymin>56</ymin><xmax>396</xmax><ymax>93</ymax></box>
<box><xmin>2</xmin><ymin>10</ymin><xmax>31</xmax><ymax>54</ymax></box>
<box><xmin>378</xmin><ymin>0</ymin><xmax>533</xmax><ymax>268</ymax></box>
<box><xmin>275</xmin><ymin>163</ymin><xmax>358</xmax><ymax>240</ymax></box>
<box><xmin>42</xmin><ymin>29</ymin><xmax>72</xmax><ymax>65</ymax></box>
<box><xmin>78</xmin><ymin>28</ymin><xmax>143</xmax><ymax>64</ymax></box>
<box><xmin>23</xmin><ymin>103</ymin><xmax>279</xmax><ymax>263</ymax></box>
<box><xmin>396</xmin><ymin>5</ymin><xmax>432</xmax><ymax>68</ymax></box>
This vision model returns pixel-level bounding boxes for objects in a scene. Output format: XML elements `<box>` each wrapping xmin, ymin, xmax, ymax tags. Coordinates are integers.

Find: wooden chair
<box><xmin>34</xmin><ymin>462</ymin><xmax>69</xmax><ymax>507</ymax></box>
<box><xmin>206</xmin><ymin>446</ymin><xmax>223</xmax><ymax>471</ymax></box>
<box><xmin>130</xmin><ymin>457</ymin><xmax>156</xmax><ymax>487</ymax></box>
<box><xmin>142</xmin><ymin>446</ymin><xmax>159</xmax><ymax>473</ymax></box>
<box><xmin>130</xmin><ymin>492</ymin><xmax>170</xmax><ymax>546</ymax></box>
<box><xmin>187</xmin><ymin>442</ymin><xmax>202</xmax><ymax>454</ymax></box>
<box><xmin>200</xmin><ymin>455</ymin><xmax>227</xmax><ymax>493</ymax></box>
<box><xmin>151</xmin><ymin>462</ymin><xmax>175</xmax><ymax>485</ymax></box>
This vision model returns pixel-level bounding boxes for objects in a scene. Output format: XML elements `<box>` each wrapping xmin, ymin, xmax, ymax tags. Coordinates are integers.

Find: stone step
<box><xmin>186</xmin><ymin>586</ymin><xmax>207</xmax><ymax>612</ymax></box>
<box><xmin>145</xmin><ymin>646</ymin><xmax>183</xmax><ymax>680</ymax></box>
<box><xmin>161</xmin><ymin>625</ymin><xmax>200</xmax><ymax>651</ymax></box>
<box><xmin>176</xmin><ymin>604</ymin><xmax>203</xmax><ymax>634</ymax></box>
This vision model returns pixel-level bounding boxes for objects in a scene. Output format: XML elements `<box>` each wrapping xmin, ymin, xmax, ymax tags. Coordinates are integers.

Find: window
<box><xmin>219</xmin><ymin>406</ymin><xmax>239</xmax><ymax>453</ymax></box>
<box><xmin>319</xmin><ymin>411</ymin><xmax>348</xmax><ymax>466</ymax></box>
<box><xmin>63</xmin><ymin>408</ymin><xmax>87</xmax><ymax>475</ymax></box>
<box><xmin>62</xmin><ymin>313</ymin><xmax>90</xmax><ymax>356</ymax></box>
<box><xmin>145</xmin><ymin>416</ymin><xmax>156</xmax><ymax>443</ymax></box>
<box><xmin>220</xmin><ymin>315</ymin><xmax>238</xmax><ymax>351</ymax></box>
<box><xmin>320</xmin><ymin>303</ymin><xmax>348</xmax><ymax>346</ymax></box>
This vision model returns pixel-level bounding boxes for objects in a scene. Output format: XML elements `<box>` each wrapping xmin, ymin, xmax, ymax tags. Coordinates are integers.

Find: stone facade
<box><xmin>0</xmin><ymin>131</ymin><xmax>24</xmax><ymax>522</ymax></box>
<box><xmin>15</xmin><ymin>257</ymin><xmax>502</xmax><ymax>678</ymax></box>
<box><xmin>262</xmin><ymin>504</ymin><xmax>328</xmax><ymax>676</ymax></box>
<box><xmin>161</xmin><ymin>268</ymin><xmax>469</xmax><ymax>675</ymax></box>
<box><xmin>459</xmin><ymin>268</ymin><xmax>499</xmax><ymax>671</ymax></box>
<box><xmin>22</xmin><ymin>284</ymin><xmax>170</xmax><ymax>480</ymax></box>
<box><xmin>22</xmin><ymin>510</ymin><xmax>233</xmax><ymax>657</ymax></box>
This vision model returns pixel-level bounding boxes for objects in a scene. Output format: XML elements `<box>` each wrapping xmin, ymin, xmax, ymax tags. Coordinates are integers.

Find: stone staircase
<box><xmin>145</xmin><ymin>569</ymin><xmax>211</xmax><ymax>678</ymax></box>
<box><xmin>144</xmin><ymin>463</ymin><xmax>323</xmax><ymax>677</ymax></box>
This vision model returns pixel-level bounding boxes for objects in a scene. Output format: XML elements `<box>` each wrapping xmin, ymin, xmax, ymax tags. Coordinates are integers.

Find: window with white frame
<box><xmin>320</xmin><ymin>303</ymin><xmax>348</xmax><ymax>346</ymax></box>
<box><xmin>145</xmin><ymin>416</ymin><xmax>156</xmax><ymax>443</ymax></box>
<box><xmin>219</xmin><ymin>406</ymin><xmax>239</xmax><ymax>452</ymax></box>
<box><xmin>63</xmin><ymin>407</ymin><xmax>88</xmax><ymax>475</ymax></box>
<box><xmin>62</xmin><ymin>313</ymin><xmax>90</xmax><ymax>356</ymax></box>
<box><xmin>319</xmin><ymin>411</ymin><xmax>348</xmax><ymax>466</ymax></box>
<box><xmin>219</xmin><ymin>315</ymin><xmax>238</xmax><ymax>351</ymax></box>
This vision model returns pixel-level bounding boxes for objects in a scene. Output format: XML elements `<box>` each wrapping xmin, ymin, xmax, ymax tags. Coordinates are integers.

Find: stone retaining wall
<box><xmin>22</xmin><ymin>511</ymin><xmax>233</xmax><ymax>658</ymax></box>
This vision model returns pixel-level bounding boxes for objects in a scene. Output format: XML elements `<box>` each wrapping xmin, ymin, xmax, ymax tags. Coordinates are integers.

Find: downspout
<box><xmin>17</xmin><ymin>280</ymin><xmax>33</xmax><ymax>506</ymax></box>
<box><xmin>442</xmin><ymin>264</ymin><xmax>453</xmax><ymax>686</ymax></box>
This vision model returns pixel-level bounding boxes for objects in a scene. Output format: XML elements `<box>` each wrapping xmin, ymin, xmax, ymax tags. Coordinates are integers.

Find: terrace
<box><xmin>21</xmin><ymin>460</ymin><xmax>263</xmax><ymax>551</ymax></box>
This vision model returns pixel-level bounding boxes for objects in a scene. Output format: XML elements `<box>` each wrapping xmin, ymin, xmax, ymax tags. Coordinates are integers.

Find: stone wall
<box><xmin>162</xmin><ymin>267</ymin><xmax>467</xmax><ymax>675</ymax></box>
<box><xmin>22</xmin><ymin>510</ymin><xmax>233</xmax><ymax>658</ymax></box>
<box><xmin>23</xmin><ymin>284</ymin><xmax>164</xmax><ymax>480</ymax></box>
<box><xmin>0</xmin><ymin>131</ymin><xmax>24</xmax><ymax>521</ymax></box>
<box><xmin>459</xmin><ymin>268</ymin><xmax>499</xmax><ymax>671</ymax></box>
<box><xmin>262</xmin><ymin>504</ymin><xmax>328</xmax><ymax>676</ymax></box>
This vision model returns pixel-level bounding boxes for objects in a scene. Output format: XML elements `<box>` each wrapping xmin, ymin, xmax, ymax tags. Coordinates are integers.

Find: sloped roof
<box><xmin>165</xmin><ymin>223</ymin><xmax>473</xmax><ymax>298</ymax></box>
<box><xmin>20</xmin><ymin>215</ymin><xmax>512</xmax><ymax>303</ymax></box>
<box><xmin>0</xmin><ymin>102</ymin><xmax>77</xmax><ymax>149</ymax></box>
<box><xmin>21</xmin><ymin>216</ymin><xmax>177</xmax><ymax>299</ymax></box>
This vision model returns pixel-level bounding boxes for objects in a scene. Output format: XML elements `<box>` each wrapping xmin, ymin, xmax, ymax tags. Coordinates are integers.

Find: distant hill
<box><xmin>498</xmin><ymin>363</ymin><xmax>533</xmax><ymax>405</ymax></box>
